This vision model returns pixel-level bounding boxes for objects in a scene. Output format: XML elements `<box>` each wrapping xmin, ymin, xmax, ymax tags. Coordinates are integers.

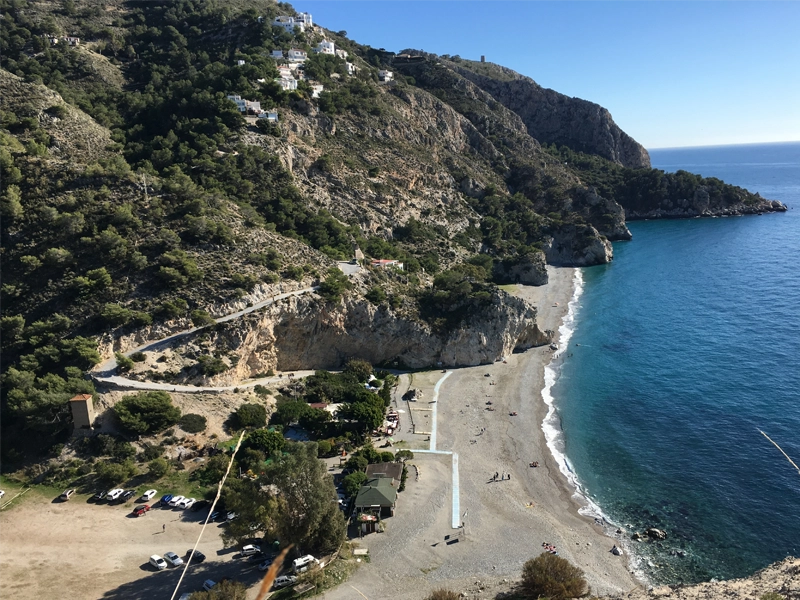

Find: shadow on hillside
<box><xmin>99</xmin><ymin>556</ymin><xmax>264</xmax><ymax>600</ymax></box>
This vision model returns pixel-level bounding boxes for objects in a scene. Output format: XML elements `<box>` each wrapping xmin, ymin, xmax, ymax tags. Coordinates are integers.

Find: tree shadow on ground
<box><xmin>99</xmin><ymin>556</ymin><xmax>264</xmax><ymax>600</ymax></box>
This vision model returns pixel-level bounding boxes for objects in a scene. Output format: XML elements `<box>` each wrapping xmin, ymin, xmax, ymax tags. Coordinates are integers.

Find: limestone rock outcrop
<box><xmin>194</xmin><ymin>290</ymin><xmax>551</xmax><ymax>384</ymax></box>
<box><xmin>544</xmin><ymin>224</ymin><xmax>613</xmax><ymax>267</ymax></box>
<box><xmin>444</xmin><ymin>61</ymin><xmax>651</xmax><ymax>169</ymax></box>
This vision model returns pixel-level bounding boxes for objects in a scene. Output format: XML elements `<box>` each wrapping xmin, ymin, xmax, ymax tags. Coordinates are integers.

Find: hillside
<box><xmin>0</xmin><ymin>0</ymin><xmax>786</xmax><ymax>460</ymax></box>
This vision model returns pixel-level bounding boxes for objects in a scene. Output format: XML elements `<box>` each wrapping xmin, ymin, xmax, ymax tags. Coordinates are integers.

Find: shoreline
<box><xmin>322</xmin><ymin>266</ymin><xmax>640</xmax><ymax>600</ymax></box>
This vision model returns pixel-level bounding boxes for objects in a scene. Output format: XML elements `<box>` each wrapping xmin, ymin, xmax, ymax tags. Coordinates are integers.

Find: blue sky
<box><xmin>296</xmin><ymin>1</ymin><xmax>800</xmax><ymax>149</ymax></box>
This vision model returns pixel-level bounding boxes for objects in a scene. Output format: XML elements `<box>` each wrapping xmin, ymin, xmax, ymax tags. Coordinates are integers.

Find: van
<box><xmin>292</xmin><ymin>554</ymin><xmax>319</xmax><ymax>573</ymax></box>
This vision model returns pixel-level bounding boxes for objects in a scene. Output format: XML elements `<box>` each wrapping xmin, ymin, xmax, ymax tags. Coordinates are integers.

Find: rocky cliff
<box><xmin>176</xmin><ymin>290</ymin><xmax>550</xmax><ymax>384</ymax></box>
<box><xmin>614</xmin><ymin>556</ymin><xmax>799</xmax><ymax>600</ymax></box>
<box><xmin>435</xmin><ymin>58</ymin><xmax>651</xmax><ymax>169</ymax></box>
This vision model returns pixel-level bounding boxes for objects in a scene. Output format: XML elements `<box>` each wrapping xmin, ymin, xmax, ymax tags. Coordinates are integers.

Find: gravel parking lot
<box><xmin>0</xmin><ymin>493</ymin><xmax>264</xmax><ymax>600</ymax></box>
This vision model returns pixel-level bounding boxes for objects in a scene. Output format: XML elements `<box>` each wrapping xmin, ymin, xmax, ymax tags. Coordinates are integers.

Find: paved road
<box><xmin>92</xmin><ymin>287</ymin><xmax>320</xmax><ymax>393</ymax></box>
<box><xmin>92</xmin><ymin>261</ymin><xmax>364</xmax><ymax>393</ymax></box>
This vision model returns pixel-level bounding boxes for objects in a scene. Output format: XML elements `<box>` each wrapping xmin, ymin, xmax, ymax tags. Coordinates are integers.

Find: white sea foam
<box><xmin>540</xmin><ymin>269</ymin><xmax>648</xmax><ymax>583</ymax></box>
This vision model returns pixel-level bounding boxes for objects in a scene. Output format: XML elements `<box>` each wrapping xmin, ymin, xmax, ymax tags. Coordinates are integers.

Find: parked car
<box><xmin>168</xmin><ymin>495</ymin><xmax>185</xmax><ymax>507</ymax></box>
<box><xmin>241</xmin><ymin>544</ymin><xmax>261</xmax><ymax>557</ymax></box>
<box><xmin>178</xmin><ymin>497</ymin><xmax>195</xmax><ymax>510</ymax></box>
<box><xmin>292</xmin><ymin>554</ymin><xmax>319</xmax><ymax>574</ymax></box>
<box><xmin>142</xmin><ymin>489</ymin><xmax>157</xmax><ymax>501</ymax></box>
<box><xmin>92</xmin><ymin>490</ymin><xmax>108</xmax><ymax>502</ymax></box>
<box><xmin>107</xmin><ymin>489</ymin><xmax>125</xmax><ymax>501</ymax></box>
<box><xmin>122</xmin><ymin>490</ymin><xmax>137</xmax><ymax>501</ymax></box>
<box><xmin>185</xmin><ymin>549</ymin><xmax>206</xmax><ymax>563</ymax></box>
<box><xmin>273</xmin><ymin>575</ymin><xmax>297</xmax><ymax>589</ymax></box>
<box><xmin>178</xmin><ymin>595</ymin><xmax>191</xmax><ymax>600</ymax></box>
<box><xmin>209</xmin><ymin>511</ymin><xmax>221</xmax><ymax>522</ymax></box>
<box><xmin>202</xmin><ymin>580</ymin><xmax>216</xmax><ymax>592</ymax></box>
<box><xmin>160</xmin><ymin>494</ymin><xmax>174</xmax><ymax>505</ymax></box>
<box><xmin>59</xmin><ymin>489</ymin><xmax>76</xmax><ymax>501</ymax></box>
<box><xmin>0</xmin><ymin>490</ymin><xmax>5</xmax><ymax>499</ymax></box>
<box><xmin>164</xmin><ymin>551</ymin><xmax>184</xmax><ymax>567</ymax></box>
<box><xmin>149</xmin><ymin>555</ymin><xmax>167</xmax><ymax>570</ymax></box>
<box><xmin>226</xmin><ymin>511</ymin><xmax>237</xmax><ymax>521</ymax></box>
<box><xmin>258</xmin><ymin>557</ymin><xmax>274</xmax><ymax>571</ymax></box>
<box><xmin>190</xmin><ymin>500</ymin><xmax>210</xmax><ymax>512</ymax></box>
<box><xmin>133</xmin><ymin>504</ymin><xmax>151</xmax><ymax>517</ymax></box>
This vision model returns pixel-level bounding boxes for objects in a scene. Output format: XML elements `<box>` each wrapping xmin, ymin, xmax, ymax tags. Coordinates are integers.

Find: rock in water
<box><xmin>646</xmin><ymin>528</ymin><xmax>668</xmax><ymax>540</ymax></box>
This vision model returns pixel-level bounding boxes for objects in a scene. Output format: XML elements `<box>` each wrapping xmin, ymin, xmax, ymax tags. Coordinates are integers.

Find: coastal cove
<box><xmin>550</xmin><ymin>142</ymin><xmax>800</xmax><ymax>585</ymax></box>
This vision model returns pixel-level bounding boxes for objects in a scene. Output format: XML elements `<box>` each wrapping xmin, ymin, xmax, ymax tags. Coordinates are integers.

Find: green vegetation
<box><xmin>520</xmin><ymin>553</ymin><xmax>588</xmax><ymax>600</ymax></box>
<box><xmin>222</xmin><ymin>441</ymin><xmax>346</xmax><ymax>554</ymax></box>
<box><xmin>113</xmin><ymin>391</ymin><xmax>181</xmax><ymax>436</ymax></box>
<box><xmin>178</xmin><ymin>413</ymin><xmax>207</xmax><ymax>433</ymax></box>
<box><xmin>425</xmin><ymin>591</ymin><xmax>460</xmax><ymax>600</ymax></box>
<box><xmin>234</xmin><ymin>403</ymin><xmax>267</xmax><ymax>428</ymax></box>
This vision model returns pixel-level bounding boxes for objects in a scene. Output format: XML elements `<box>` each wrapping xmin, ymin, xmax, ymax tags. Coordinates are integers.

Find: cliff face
<box><xmin>442</xmin><ymin>60</ymin><xmax>651</xmax><ymax>169</ymax></box>
<box><xmin>616</xmin><ymin>557</ymin><xmax>800</xmax><ymax>600</ymax></box>
<box><xmin>194</xmin><ymin>291</ymin><xmax>550</xmax><ymax>383</ymax></box>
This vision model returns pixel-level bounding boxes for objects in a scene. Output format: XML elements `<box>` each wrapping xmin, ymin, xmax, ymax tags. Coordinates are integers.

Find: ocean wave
<box><xmin>540</xmin><ymin>269</ymin><xmax>648</xmax><ymax>584</ymax></box>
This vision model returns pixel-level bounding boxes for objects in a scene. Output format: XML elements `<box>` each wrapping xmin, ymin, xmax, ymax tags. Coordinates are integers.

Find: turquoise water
<box><xmin>550</xmin><ymin>142</ymin><xmax>800</xmax><ymax>584</ymax></box>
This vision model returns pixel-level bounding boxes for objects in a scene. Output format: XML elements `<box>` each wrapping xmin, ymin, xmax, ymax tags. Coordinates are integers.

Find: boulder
<box><xmin>646</xmin><ymin>528</ymin><xmax>668</xmax><ymax>540</ymax></box>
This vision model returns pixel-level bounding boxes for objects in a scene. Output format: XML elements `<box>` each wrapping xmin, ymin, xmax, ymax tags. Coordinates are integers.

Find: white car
<box><xmin>168</xmin><ymin>495</ymin><xmax>185</xmax><ymax>507</ymax></box>
<box><xmin>202</xmin><ymin>580</ymin><xmax>216</xmax><ymax>591</ymax></box>
<box><xmin>0</xmin><ymin>490</ymin><xmax>5</xmax><ymax>499</ymax></box>
<box><xmin>164</xmin><ymin>551</ymin><xmax>184</xmax><ymax>567</ymax></box>
<box><xmin>107</xmin><ymin>489</ymin><xmax>125</xmax><ymax>501</ymax></box>
<box><xmin>273</xmin><ymin>575</ymin><xmax>297</xmax><ymax>589</ymax></box>
<box><xmin>149</xmin><ymin>555</ymin><xmax>167</xmax><ymax>570</ymax></box>
<box><xmin>178</xmin><ymin>497</ymin><xmax>195</xmax><ymax>509</ymax></box>
<box><xmin>142</xmin><ymin>489</ymin><xmax>157</xmax><ymax>501</ymax></box>
<box><xmin>241</xmin><ymin>544</ymin><xmax>261</xmax><ymax>556</ymax></box>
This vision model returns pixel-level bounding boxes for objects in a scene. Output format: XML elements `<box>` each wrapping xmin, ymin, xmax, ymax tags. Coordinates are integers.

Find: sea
<box><xmin>543</xmin><ymin>141</ymin><xmax>800</xmax><ymax>585</ymax></box>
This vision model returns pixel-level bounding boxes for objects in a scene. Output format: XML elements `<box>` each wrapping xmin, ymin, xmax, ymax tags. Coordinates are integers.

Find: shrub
<box><xmin>317</xmin><ymin>439</ymin><xmax>333</xmax><ymax>456</ymax></box>
<box><xmin>365</xmin><ymin>286</ymin><xmax>387</xmax><ymax>304</ymax></box>
<box><xmin>147</xmin><ymin>457</ymin><xmax>170</xmax><ymax>479</ymax></box>
<box><xmin>520</xmin><ymin>553</ymin><xmax>588</xmax><ymax>600</ymax></box>
<box><xmin>235</xmin><ymin>403</ymin><xmax>267</xmax><ymax>428</ymax></box>
<box><xmin>96</xmin><ymin>459</ymin><xmax>138</xmax><ymax>485</ymax></box>
<box><xmin>114</xmin><ymin>391</ymin><xmax>181</xmax><ymax>436</ymax></box>
<box><xmin>116</xmin><ymin>352</ymin><xmax>134</xmax><ymax>372</ymax></box>
<box><xmin>190</xmin><ymin>310</ymin><xmax>216</xmax><ymax>327</ymax></box>
<box><xmin>139</xmin><ymin>444</ymin><xmax>162</xmax><ymax>462</ymax></box>
<box><xmin>196</xmin><ymin>355</ymin><xmax>227</xmax><ymax>376</ymax></box>
<box><xmin>380</xmin><ymin>451</ymin><xmax>394</xmax><ymax>462</ymax></box>
<box><xmin>179</xmin><ymin>413</ymin><xmax>207</xmax><ymax>433</ymax></box>
<box><xmin>131</xmin><ymin>352</ymin><xmax>146</xmax><ymax>362</ymax></box>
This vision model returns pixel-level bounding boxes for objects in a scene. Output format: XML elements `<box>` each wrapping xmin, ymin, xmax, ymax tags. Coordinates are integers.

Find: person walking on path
<box><xmin>162</xmin><ymin>523</ymin><xmax>166</xmax><ymax>533</ymax></box>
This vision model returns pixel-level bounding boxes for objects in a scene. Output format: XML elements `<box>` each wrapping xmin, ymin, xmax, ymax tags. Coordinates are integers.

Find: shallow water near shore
<box><xmin>549</xmin><ymin>142</ymin><xmax>800</xmax><ymax>584</ymax></box>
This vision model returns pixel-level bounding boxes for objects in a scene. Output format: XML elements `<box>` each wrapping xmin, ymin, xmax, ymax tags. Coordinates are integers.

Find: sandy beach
<box><xmin>323</xmin><ymin>267</ymin><xmax>639</xmax><ymax>600</ymax></box>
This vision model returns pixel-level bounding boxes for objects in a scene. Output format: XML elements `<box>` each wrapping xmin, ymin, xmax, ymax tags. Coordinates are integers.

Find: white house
<box><xmin>63</xmin><ymin>36</ymin><xmax>80</xmax><ymax>46</ymax></box>
<box><xmin>226</xmin><ymin>95</ymin><xmax>261</xmax><ymax>114</ymax></box>
<box><xmin>273</xmin><ymin>14</ymin><xmax>311</xmax><ymax>33</ymax></box>
<box><xmin>371</xmin><ymin>259</ymin><xmax>404</xmax><ymax>270</ymax></box>
<box><xmin>287</xmin><ymin>48</ymin><xmax>307</xmax><ymax>62</ymax></box>
<box><xmin>378</xmin><ymin>70</ymin><xmax>394</xmax><ymax>82</ymax></box>
<box><xmin>346</xmin><ymin>62</ymin><xmax>359</xmax><ymax>76</ymax></box>
<box><xmin>276</xmin><ymin>77</ymin><xmax>298</xmax><ymax>91</ymax></box>
<box><xmin>271</xmin><ymin>49</ymin><xmax>284</xmax><ymax>59</ymax></box>
<box><xmin>257</xmin><ymin>110</ymin><xmax>279</xmax><ymax>122</ymax></box>
<box><xmin>316</xmin><ymin>40</ymin><xmax>335</xmax><ymax>55</ymax></box>
<box><xmin>311</xmin><ymin>84</ymin><xmax>324</xmax><ymax>99</ymax></box>
<box><xmin>335</xmin><ymin>48</ymin><xmax>348</xmax><ymax>60</ymax></box>
<box><xmin>236</xmin><ymin>59</ymin><xmax>246</xmax><ymax>66</ymax></box>
<box><xmin>277</xmin><ymin>65</ymin><xmax>293</xmax><ymax>78</ymax></box>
